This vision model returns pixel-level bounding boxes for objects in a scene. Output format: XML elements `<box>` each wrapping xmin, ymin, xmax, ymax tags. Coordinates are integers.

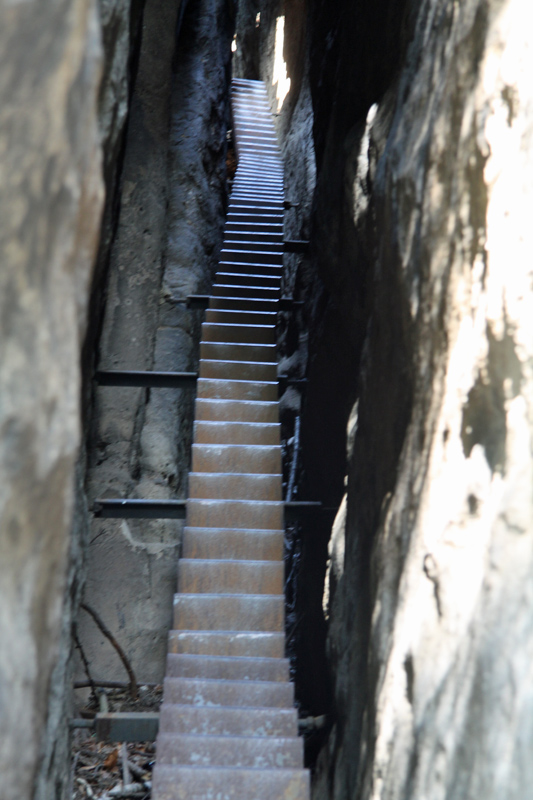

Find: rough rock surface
<box><xmin>79</xmin><ymin>0</ymin><xmax>233</xmax><ymax>684</ymax></box>
<box><xmin>0</xmin><ymin>1</ymin><xmax>103</xmax><ymax>798</ymax></box>
<box><xmin>243</xmin><ymin>0</ymin><xmax>533</xmax><ymax>795</ymax></box>
<box><xmin>312</xmin><ymin>0</ymin><xmax>533</xmax><ymax>798</ymax></box>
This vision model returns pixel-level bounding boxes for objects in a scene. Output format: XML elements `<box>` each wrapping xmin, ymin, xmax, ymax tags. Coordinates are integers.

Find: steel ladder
<box><xmin>152</xmin><ymin>78</ymin><xmax>309</xmax><ymax>800</ymax></box>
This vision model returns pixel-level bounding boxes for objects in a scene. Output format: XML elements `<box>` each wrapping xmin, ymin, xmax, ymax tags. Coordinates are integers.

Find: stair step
<box><xmin>228</xmin><ymin>197</ymin><xmax>284</xmax><ymax>214</ymax></box>
<box><xmin>167</xmin><ymin>652</ymin><xmax>289</xmax><ymax>682</ymax></box>
<box><xmin>194</xmin><ymin>420</ymin><xmax>280</xmax><ymax>445</ymax></box>
<box><xmin>216</xmin><ymin>272</ymin><xmax>282</xmax><ymax>287</ymax></box>
<box><xmin>218</xmin><ymin>262</ymin><xmax>283</xmax><ymax>277</ymax></box>
<box><xmin>213</xmin><ymin>284</ymin><xmax>281</xmax><ymax>300</ymax></box>
<box><xmin>156</xmin><ymin>733</ymin><xmax>303</xmax><ymax>768</ymax></box>
<box><xmin>209</xmin><ymin>296</ymin><xmax>280</xmax><ymax>313</ymax></box>
<box><xmin>192</xmin><ymin>444</ymin><xmax>281</xmax><ymax>473</ymax></box>
<box><xmin>205</xmin><ymin>309</ymin><xmax>277</xmax><ymax>325</ymax></box>
<box><xmin>168</xmin><ymin>632</ymin><xmax>285</xmax><ymax>658</ymax></box>
<box><xmin>162</xmin><ymin>677</ymin><xmax>294</xmax><ymax>707</ymax></box>
<box><xmin>153</xmin><ymin>763</ymin><xmax>308</xmax><ymax>800</ymax></box>
<box><xmin>186</xmin><ymin>499</ymin><xmax>283</xmax><ymax>530</ymax></box>
<box><xmin>199</xmin><ymin>360</ymin><xmax>278</xmax><ymax>382</ymax></box>
<box><xmin>220</xmin><ymin>249</ymin><xmax>283</xmax><ymax>265</ymax></box>
<box><xmin>196</xmin><ymin>379</ymin><xmax>278</xmax><ymax>402</ymax></box>
<box><xmin>225</xmin><ymin>229</ymin><xmax>283</xmax><ymax>242</ymax></box>
<box><xmin>182</xmin><ymin>527</ymin><xmax>283</xmax><ymax>560</ymax></box>
<box><xmin>153</xmin><ymin>764</ymin><xmax>309</xmax><ymax>800</ymax></box>
<box><xmin>227</xmin><ymin>213</ymin><xmax>284</xmax><ymax>224</ymax></box>
<box><xmin>200</xmin><ymin>342</ymin><xmax>277</xmax><ymax>363</ymax></box>
<box><xmin>194</xmin><ymin>399</ymin><xmax>279</xmax><ymax>423</ymax></box>
<box><xmin>201</xmin><ymin>323</ymin><xmax>276</xmax><ymax>344</ymax></box>
<box><xmin>178</xmin><ymin>559</ymin><xmax>284</xmax><ymax>595</ymax></box>
<box><xmin>223</xmin><ymin>239</ymin><xmax>283</xmax><ymax>252</ymax></box>
<box><xmin>188</xmin><ymin>473</ymin><xmax>282</xmax><ymax>500</ymax></box>
<box><xmin>159</xmin><ymin>705</ymin><xmax>297</xmax><ymax>737</ymax></box>
<box><xmin>214</xmin><ymin>274</ymin><xmax>282</xmax><ymax>289</ymax></box>
<box><xmin>173</xmin><ymin>593</ymin><xmax>284</xmax><ymax>632</ymax></box>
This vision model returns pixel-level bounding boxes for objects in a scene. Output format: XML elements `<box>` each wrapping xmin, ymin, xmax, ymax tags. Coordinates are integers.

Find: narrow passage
<box><xmin>151</xmin><ymin>79</ymin><xmax>309</xmax><ymax>800</ymax></box>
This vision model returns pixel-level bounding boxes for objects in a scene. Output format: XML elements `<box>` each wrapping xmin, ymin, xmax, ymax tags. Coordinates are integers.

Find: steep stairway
<box><xmin>151</xmin><ymin>79</ymin><xmax>309</xmax><ymax>800</ymax></box>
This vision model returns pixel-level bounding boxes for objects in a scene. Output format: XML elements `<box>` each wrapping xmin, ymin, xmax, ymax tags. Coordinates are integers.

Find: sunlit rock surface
<box><xmin>0</xmin><ymin>1</ymin><xmax>103</xmax><ymax>798</ymax></box>
<box><xmin>314</xmin><ymin>1</ymin><xmax>533</xmax><ymax>798</ymax></box>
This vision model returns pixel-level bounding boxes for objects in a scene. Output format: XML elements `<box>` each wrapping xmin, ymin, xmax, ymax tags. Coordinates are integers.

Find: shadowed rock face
<box><xmin>0</xmin><ymin>2</ymin><xmax>103</xmax><ymax>798</ymax></box>
<box><xmin>78</xmin><ymin>0</ymin><xmax>234</xmax><ymax>687</ymax></box>
<box><xmin>240</xmin><ymin>0</ymin><xmax>533</xmax><ymax>796</ymax></box>
<box><xmin>327</xmin><ymin>2</ymin><xmax>533</xmax><ymax>797</ymax></box>
<box><xmin>3</xmin><ymin>0</ymin><xmax>533</xmax><ymax>797</ymax></box>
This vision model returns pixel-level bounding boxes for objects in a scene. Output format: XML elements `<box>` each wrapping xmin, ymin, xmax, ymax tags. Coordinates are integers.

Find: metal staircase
<box><xmin>151</xmin><ymin>79</ymin><xmax>309</xmax><ymax>800</ymax></box>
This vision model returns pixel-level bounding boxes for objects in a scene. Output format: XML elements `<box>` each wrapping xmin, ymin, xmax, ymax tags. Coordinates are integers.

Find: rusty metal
<box><xmin>93</xmin><ymin>499</ymin><xmax>187</xmax><ymax>519</ymax></box>
<box><xmin>95</xmin><ymin>370</ymin><xmax>197</xmax><ymax>388</ymax></box>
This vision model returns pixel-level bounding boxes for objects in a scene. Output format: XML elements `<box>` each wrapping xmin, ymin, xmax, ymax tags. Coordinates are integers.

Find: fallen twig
<box><xmin>80</xmin><ymin>603</ymin><xmax>138</xmax><ymax>700</ymax></box>
<box><xmin>73</xmin><ymin>627</ymin><xmax>97</xmax><ymax>703</ymax></box>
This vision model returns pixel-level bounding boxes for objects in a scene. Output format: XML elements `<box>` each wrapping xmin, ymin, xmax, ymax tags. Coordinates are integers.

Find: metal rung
<box><xmin>70</xmin><ymin>713</ymin><xmax>160</xmax><ymax>742</ymax></box>
<box><xmin>185</xmin><ymin>295</ymin><xmax>303</xmax><ymax>311</ymax></box>
<box><xmin>93</xmin><ymin>498</ymin><xmax>325</xmax><ymax>520</ymax></box>
<box><xmin>95</xmin><ymin>370</ymin><xmax>198</xmax><ymax>388</ymax></box>
<box><xmin>284</xmin><ymin>240</ymin><xmax>309</xmax><ymax>254</ymax></box>
<box><xmin>93</xmin><ymin>499</ymin><xmax>187</xmax><ymax>519</ymax></box>
<box><xmin>70</xmin><ymin>711</ymin><xmax>322</xmax><ymax>741</ymax></box>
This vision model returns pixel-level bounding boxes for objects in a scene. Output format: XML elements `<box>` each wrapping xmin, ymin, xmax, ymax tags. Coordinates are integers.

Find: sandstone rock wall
<box><xmin>319</xmin><ymin>1</ymin><xmax>533</xmax><ymax>797</ymax></box>
<box><xmin>0</xmin><ymin>2</ymin><xmax>103</xmax><ymax>799</ymax></box>
<box><xmin>78</xmin><ymin>0</ymin><xmax>233</xmax><ymax>684</ymax></box>
<box><xmin>242</xmin><ymin>0</ymin><xmax>533</xmax><ymax>796</ymax></box>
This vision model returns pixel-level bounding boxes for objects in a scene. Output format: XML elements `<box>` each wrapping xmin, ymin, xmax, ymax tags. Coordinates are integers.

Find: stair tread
<box><xmin>155</xmin><ymin>733</ymin><xmax>303</xmax><ymax>768</ymax></box>
<box><xmin>178</xmin><ymin>559</ymin><xmax>284</xmax><ymax>595</ymax></box>
<box><xmin>162</xmin><ymin>676</ymin><xmax>294</xmax><ymax>707</ymax></box>
<box><xmin>166</xmin><ymin>653</ymin><xmax>289</xmax><ymax>680</ymax></box>
<box><xmin>152</xmin><ymin>764</ymin><xmax>309</xmax><ymax>800</ymax></box>
<box><xmin>159</xmin><ymin>704</ymin><xmax>298</xmax><ymax>736</ymax></box>
<box><xmin>168</xmin><ymin>632</ymin><xmax>285</xmax><ymax>658</ymax></box>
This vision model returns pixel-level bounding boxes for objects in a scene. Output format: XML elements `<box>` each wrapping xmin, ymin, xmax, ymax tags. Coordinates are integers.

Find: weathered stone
<box><xmin>0</xmin><ymin>1</ymin><xmax>103</xmax><ymax>798</ymax></box>
<box><xmin>80</xmin><ymin>0</ymin><xmax>233</xmax><ymax>684</ymax></box>
<box><xmin>303</xmin><ymin>1</ymin><xmax>533</xmax><ymax>798</ymax></box>
<box><xmin>243</xmin><ymin>0</ymin><xmax>533</xmax><ymax>797</ymax></box>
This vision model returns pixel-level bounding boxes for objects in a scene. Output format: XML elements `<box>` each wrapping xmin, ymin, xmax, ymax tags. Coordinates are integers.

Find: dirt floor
<box><xmin>71</xmin><ymin>685</ymin><xmax>163</xmax><ymax>799</ymax></box>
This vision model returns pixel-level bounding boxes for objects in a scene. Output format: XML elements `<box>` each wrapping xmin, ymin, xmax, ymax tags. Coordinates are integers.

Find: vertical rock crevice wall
<box><xmin>78</xmin><ymin>0</ymin><xmax>234</xmax><ymax>685</ymax></box>
<box><xmin>239</xmin><ymin>0</ymin><xmax>533</xmax><ymax>796</ymax></box>
<box><xmin>0</xmin><ymin>2</ymin><xmax>103</xmax><ymax>799</ymax></box>
<box><xmin>1</xmin><ymin>0</ymin><xmax>233</xmax><ymax>797</ymax></box>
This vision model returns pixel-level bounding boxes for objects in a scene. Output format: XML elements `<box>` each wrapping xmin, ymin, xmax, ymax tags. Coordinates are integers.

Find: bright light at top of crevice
<box><xmin>231</xmin><ymin>34</ymin><xmax>237</xmax><ymax>53</ymax></box>
<box><xmin>273</xmin><ymin>15</ymin><xmax>291</xmax><ymax>113</ymax></box>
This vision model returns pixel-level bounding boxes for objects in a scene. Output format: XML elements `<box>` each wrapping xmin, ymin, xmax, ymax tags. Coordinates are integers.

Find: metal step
<box><xmin>152</xmin><ymin>765</ymin><xmax>309</xmax><ymax>800</ymax></box>
<box><xmin>194</xmin><ymin>398</ymin><xmax>278</xmax><ymax>422</ymax></box>
<box><xmin>178</xmin><ymin>559</ymin><xmax>284</xmax><ymax>594</ymax></box>
<box><xmin>173</xmin><ymin>593</ymin><xmax>285</xmax><ymax>632</ymax></box>
<box><xmin>165</xmin><ymin>653</ymin><xmax>290</xmax><ymax>681</ymax></box>
<box><xmin>155</xmin><ymin>733</ymin><xmax>303</xmax><ymax>768</ymax></box>
<box><xmin>188</xmin><ymin>472</ymin><xmax>282</xmax><ymax>500</ymax></box>
<box><xmin>181</xmin><ymin>526</ymin><xmax>284</xmax><ymax>559</ymax></box>
<box><xmin>158</xmin><ymin>706</ymin><xmax>297</xmax><ymax>737</ymax></box>
<box><xmin>167</xmin><ymin>632</ymin><xmax>285</xmax><ymax>658</ymax></box>
<box><xmin>162</xmin><ymin>676</ymin><xmax>294</xmax><ymax>707</ymax></box>
<box><xmin>191</xmin><ymin>444</ymin><xmax>281</xmax><ymax>473</ymax></box>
